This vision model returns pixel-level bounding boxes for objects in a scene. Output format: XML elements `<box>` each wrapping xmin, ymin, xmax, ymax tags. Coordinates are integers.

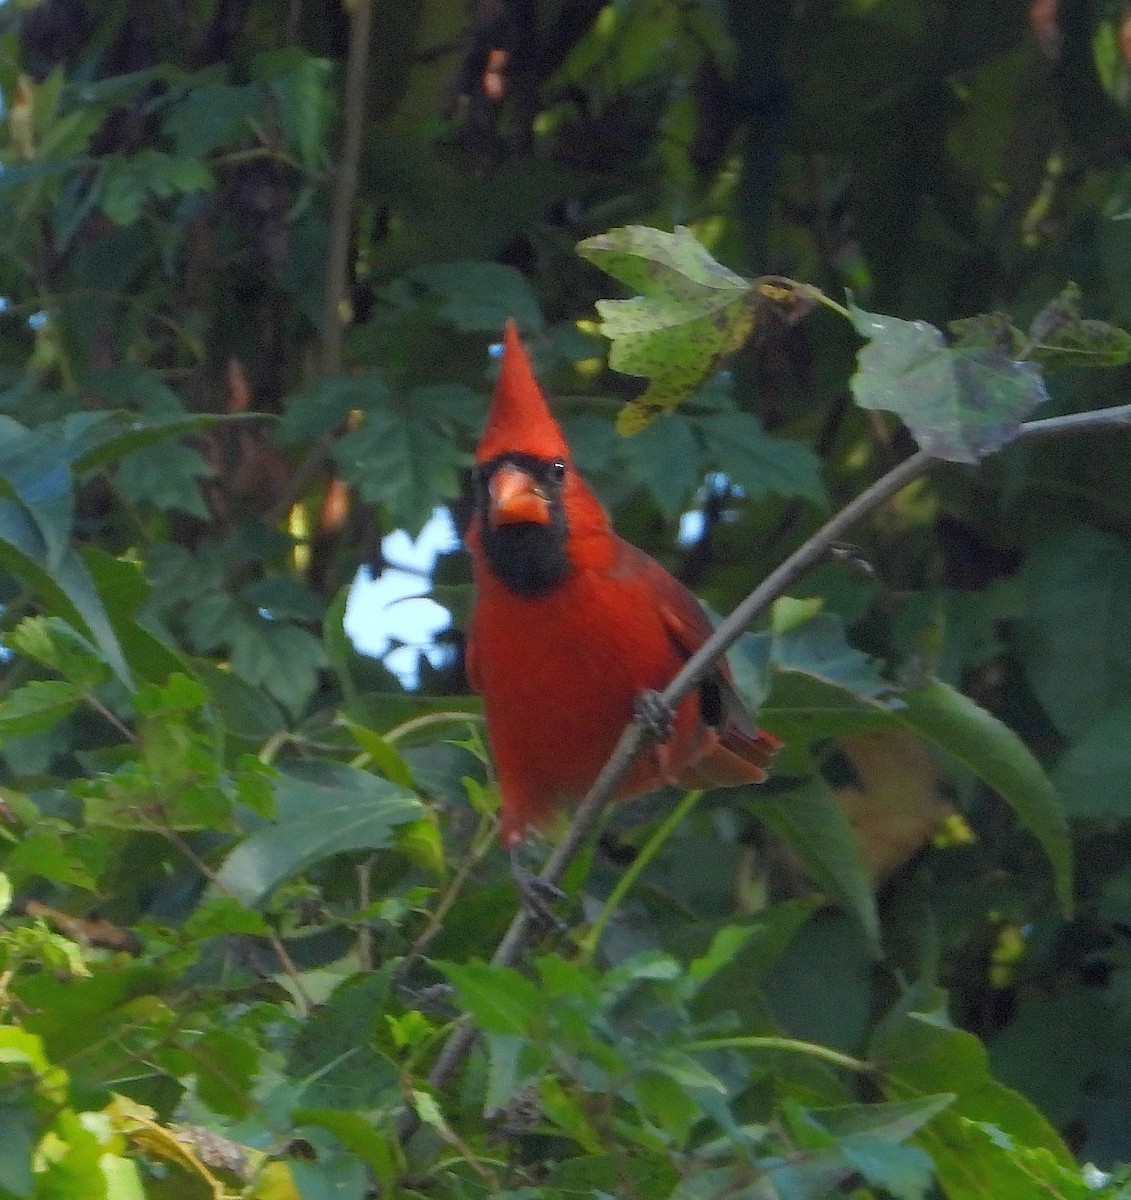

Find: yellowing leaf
<box><xmin>249</xmin><ymin>1161</ymin><xmax>301</xmax><ymax>1200</ymax></box>
<box><xmin>833</xmin><ymin>730</ymin><xmax>953</xmax><ymax>887</ymax></box>
<box><xmin>577</xmin><ymin>225</ymin><xmax>757</xmax><ymax>433</ymax></box>
<box><xmin>106</xmin><ymin>1095</ymin><xmax>255</xmax><ymax>1200</ymax></box>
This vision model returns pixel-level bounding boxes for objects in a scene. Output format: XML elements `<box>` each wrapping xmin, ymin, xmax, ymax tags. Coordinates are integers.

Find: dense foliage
<box><xmin>2</xmin><ymin>1</ymin><xmax>1131</xmax><ymax>1197</ymax></box>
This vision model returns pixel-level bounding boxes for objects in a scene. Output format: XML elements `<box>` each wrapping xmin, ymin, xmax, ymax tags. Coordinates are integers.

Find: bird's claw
<box><xmin>635</xmin><ymin>688</ymin><xmax>675</xmax><ymax>742</ymax></box>
<box><xmin>510</xmin><ymin>854</ymin><xmax>568</xmax><ymax>932</ymax></box>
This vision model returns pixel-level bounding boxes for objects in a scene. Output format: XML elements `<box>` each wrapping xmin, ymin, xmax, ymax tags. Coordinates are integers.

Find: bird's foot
<box><xmin>395</xmin><ymin>980</ymin><xmax>457</xmax><ymax>1016</ymax></box>
<box><xmin>509</xmin><ymin>848</ymin><xmax>568</xmax><ymax>933</ymax></box>
<box><xmin>634</xmin><ymin>688</ymin><xmax>675</xmax><ymax>742</ymax></box>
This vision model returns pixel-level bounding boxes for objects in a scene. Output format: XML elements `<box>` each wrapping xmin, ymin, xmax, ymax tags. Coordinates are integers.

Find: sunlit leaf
<box><xmin>577</xmin><ymin>225</ymin><xmax>757</xmax><ymax>433</ymax></box>
<box><xmin>440</xmin><ymin>960</ymin><xmax>544</xmax><ymax>1036</ymax></box>
<box><xmin>0</xmin><ymin>679</ymin><xmax>82</xmax><ymax>736</ymax></box>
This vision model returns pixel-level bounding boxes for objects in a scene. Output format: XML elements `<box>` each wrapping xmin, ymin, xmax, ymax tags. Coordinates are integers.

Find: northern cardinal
<box><xmin>466</xmin><ymin>322</ymin><xmax>781</xmax><ymax>859</ymax></box>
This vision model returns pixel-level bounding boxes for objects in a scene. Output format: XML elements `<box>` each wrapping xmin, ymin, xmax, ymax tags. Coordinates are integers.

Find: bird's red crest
<box><xmin>476</xmin><ymin>321</ymin><xmax>571</xmax><ymax>465</ymax></box>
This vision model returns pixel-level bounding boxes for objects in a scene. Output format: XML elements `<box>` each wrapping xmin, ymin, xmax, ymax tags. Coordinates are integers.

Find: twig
<box><xmin>151</xmin><ymin>823</ymin><xmax>314</xmax><ymax>1013</ymax></box>
<box><xmin>357</xmin><ymin>854</ymin><xmax>375</xmax><ymax>971</ymax></box>
<box><xmin>268</xmin><ymin>0</ymin><xmax>374</xmax><ymax>525</ymax></box>
<box><xmin>321</xmin><ymin>0</ymin><xmax>373</xmax><ymax>376</ymax></box>
<box><xmin>406</xmin><ymin>400</ymin><xmax>1131</xmax><ymax>1131</ymax></box>
<box><xmin>397</xmin><ymin>820</ymin><xmax>497</xmax><ymax>978</ymax></box>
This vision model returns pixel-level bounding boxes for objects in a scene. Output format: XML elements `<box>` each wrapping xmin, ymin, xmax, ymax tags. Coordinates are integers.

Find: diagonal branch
<box><xmin>406</xmin><ymin>401</ymin><xmax>1131</xmax><ymax>1128</ymax></box>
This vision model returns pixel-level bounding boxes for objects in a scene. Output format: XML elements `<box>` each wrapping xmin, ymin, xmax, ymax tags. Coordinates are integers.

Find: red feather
<box><xmin>467</xmin><ymin>321</ymin><xmax>781</xmax><ymax>847</ymax></box>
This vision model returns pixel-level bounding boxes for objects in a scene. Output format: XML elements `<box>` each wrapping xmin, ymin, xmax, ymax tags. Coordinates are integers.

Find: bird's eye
<box><xmin>549</xmin><ymin>459</ymin><xmax>567</xmax><ymax>484</ymax></box>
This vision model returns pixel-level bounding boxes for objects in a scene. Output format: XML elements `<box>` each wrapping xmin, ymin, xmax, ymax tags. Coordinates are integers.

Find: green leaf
<box><xmin>578</xmin><ymin>223</ymin><xmax>750</xmax><ymax>301</ymax></box>
<box><xmin>182</xmin><ymin>895</ymin><xmax>270</xmax><ymax>940</ymax></box>
<box><xmin>696</xmin><ymin>409</ymin><xmax>827</xmax><ymax>505</ymax></box>
<box><xmin>989</xmin><ymin>988</ymin><xmax>1110</xmax><ymax>1127</ymax></box>
<box><xmin>0</xmin><ymin>679</ymin><xmax>82</xmax><ymax>735</ymax></box>
<box><xmin>277</xmin><ymin>372</ymin><xmax>387</xmax><ymax>445</ymax></box>
<box><xmin>287</xmin><ymin>970</ymin><xmax>399</xmax><ymax>1109</ymax></box>
<box><xmin>214</xmin><ymin>761</ymin><xmax>421</xmax><ymax>906</ymax></box>
<box><xmin>1032</xmin><ymin>318</ymin><xmax>1131</xmax><ymax>367</ymax></box>
<box><xmin>98</xmin><ymin>149</ymin><xmax>214</xmax><ymax>225</ymax></box>
<box><xmin>813</xmin><ymin>1094</ymin><xmax>956</xmax><ymax>1142</ymax></box>
<box><xmin>1053</xmin><ymin>705</ymin><xmax>1131</xmax><ymax>819</ymax></box>
<box><xmin>334</xmin><ymin>396</ymin><xmax>474</xmax><ymax>535</ymax></box>
<box><xmin>1</xmin><ymin>530</ymin><xmax>132</xmax><ymax>689</ymax></box>
<box><xmin>100</xmin><ymin>1153</ymin><xmax>147</xmax><ymax>1200</ymax></box>
<box><xmin>483</xmin><ymin>1033</ymin><xmax>526</xmax><ymax>1116</ymax></box>
<box><xmin>439</xmin><ymin>960</ymin><xmax>544</xmax><ymax>1036</ymax></box>
<box><xmin>839</xmin><ymin>1135</ymin><xmax>935</xmax><ymax>1200</ymax></box>
<box><xmin>577</xmin><ymin>225</ymin><xmax>757</xmax><ymax>433</ymax></box>
<box><xmin>684</xmin><ymin>924</ymin><xmax>758</xmax><ymax>990</ymax></box>
<box><xmin>619</xmin><ymin>412</ymin><xmax>703</xmax><ymax>518</ymax></box>
<box><xmin>255</xmin><ymin>51</ymin><xmax>334</xmax><ymax>166</ymax></box>
<box><xmin>549</xmin><ymin>1150</ymin><xmax>679</xmax><ymax>1198</ymax></box>
<box><xmin>84</xmin><ymin>550</ymin><xmax>195</xmax><ymax>686</ymax></box>
<box><xmin>340</xmin><ymin>719</ymin><xmax>416</xmax><ymax>789</ymax></box>
<box><xmin>896</xmin><ymin>680</ymin><xmax>1071</xmax><ymax>913</ymax></box>
<box><xmin>1016</xmin><ymin>525</ymin><xmax>1131</xmax><ymax>739</ymax></box>
<box><xmin>116</xmin><ymin>440</ymin><xmax>212</xmax><ymax>516</ymax></box>
<box><xmin>161</xmin><ymin>81</ymin><xmax>260</xmax><ymax>157</ymax></box>
<box><xmin>773</xmin><ymin>612</ymin><xmax>894</xmax><ymax>700</ymax></box>
<box><xmin>751</xmin><ymin>776</ymin><xmax>881</xmax><ymax>956</ymax></box>
<box><xmin>872</xmin><ymin>984</ymin><xmax>1076</xmax><ymax>1197</ymax></box>
<box><xmin>193</xmin><ymin>1027</ymin><xmax>258</xmax><ymax>1118</ymax></box>
<box><xmin>192</xmin><ymin>661</ymin><xmax>286</xmax><ymax>741</ymax></box>
<box><xmin>934</xmin><ymin>1119</ymin><xmax>1094</xmax><ymax>1199</ymax></box>
<box><xmin>1025</xmin><ymin>282</ymin><xmax>1131</xmax><ymax>368</ymax></box>
<box><xmin>736</xmin><ymin>617</ymin><xmax>895</xmax><ymax>751</ymax></box>
<box><xmin>3</xmin><ymin>829</ymin><xmax>98</xmax><ymax>891</ymax></box>
<box><xmin>293</xmin><ymin>1110</ymin><xmax>397</xmax><ymax>1188</ymax></box>
<box><xmin>0</xmin><ymin>415</ymin><xmax>74</xmax><ymax>569</ymax></box>
<box><xmin>542</xmin><ymin>1077</ymin><xmax>606</xmax><ymax>1152</ymax></box>
<box><xmin>184</xmin><ymin>595</ymin><xmax>327</xmax><ymax>716</ymax></box>
<box><xmin>850</xmin><ymin>303</ymin><xmax>1049</xmax><ymax>462</ymax></box>
<box><xmin>408</xmin><ymin>261</ymin><xmax>544</xmax><ymax>333</ymax></box>
<box><xmin>323</xmin><ymin>584</ymin><xmax>356</xmax><ymax>701</ymax></box>
<box><xmin>0</xmin><ymin>1105</ymin><xmax>34</xmax><ymax>1199</ymax></box>
<box><xmin>650</xmin><ymin>1048</ymin><xmax>727</xmax><ymax>1093</ymax></box>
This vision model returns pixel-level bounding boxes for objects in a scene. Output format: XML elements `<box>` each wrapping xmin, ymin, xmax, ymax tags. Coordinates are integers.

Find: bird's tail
<box><xmin>676</xmin><ymin>724</ymin><xmax>782</xmax><ymax>789</ymax></box>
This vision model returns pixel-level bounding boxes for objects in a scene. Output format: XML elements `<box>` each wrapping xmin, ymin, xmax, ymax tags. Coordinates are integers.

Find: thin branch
<box><xmin>151</xmin><ymin>824</ymin><xmax>314</xmax><ymax>1013</ymax></box>
<box><xmin>321</xmin><ymin>0</ymin><xmax>373</xmax><ymax>376</ymax></box>
<box><xmin>268</xmin><ymin>0</ymin><xmax>374</xmax><ymax>525</ymax></box>
<box><xmin>405</xmin><ymin>400</ymin><xmax>1131</xmax><ymax>1132</ymax></box>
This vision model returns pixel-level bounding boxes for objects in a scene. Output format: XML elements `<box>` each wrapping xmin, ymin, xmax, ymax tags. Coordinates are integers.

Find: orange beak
<box><xmin>488</xmin><ymin>464</ymin><xmax>552</xmax><ymax>527</ymax></box>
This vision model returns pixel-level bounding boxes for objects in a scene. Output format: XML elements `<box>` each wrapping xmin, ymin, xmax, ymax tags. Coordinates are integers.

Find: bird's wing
<box><xmin>613</xmin><ymin>539</ymin><xmax>782</xmax><ymax>779</ymax></box>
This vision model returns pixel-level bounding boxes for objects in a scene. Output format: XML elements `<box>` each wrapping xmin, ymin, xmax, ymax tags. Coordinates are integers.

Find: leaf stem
<box><xmin>384</xmin><ymin>710</ymin><xmax>485</xmax><ymax>743</ymax></box>
<box><xmin>579</xmin><ymin>790</ymin><xmax>702</xmax><ymax>962</ymax></box>
<box><xmin>681</xmin><ymin>1034</ymin><xmax>875</xmax><ymax>1075</ymax></box>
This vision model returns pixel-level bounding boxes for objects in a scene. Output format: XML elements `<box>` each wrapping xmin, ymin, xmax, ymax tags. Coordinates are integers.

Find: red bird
<box><xmin>466</xmin><ymin>321</ymin><xmax>781</xmax><ymax>854</ymax></box>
